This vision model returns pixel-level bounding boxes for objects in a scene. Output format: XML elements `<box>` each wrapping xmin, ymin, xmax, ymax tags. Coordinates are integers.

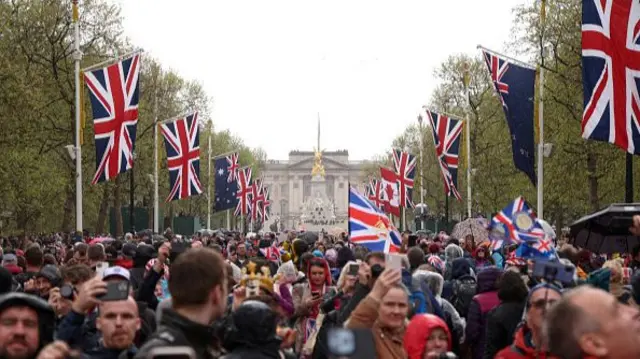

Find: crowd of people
<box><xmin>0</xmin><ymin>223</ymin><xmax>638</xmax><ymax>359</ymax></box>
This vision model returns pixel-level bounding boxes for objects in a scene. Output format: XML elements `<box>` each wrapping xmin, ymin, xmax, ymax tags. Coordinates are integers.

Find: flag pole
<box><xmin>537</xmin><ymin>67</ymin><xmax>545</xmax><ymax>218</ymax></box>
<box><xmin>153</xmin><ymin>90</ymin><xmax>159</xmax><ymax>233</ymax></box>
<box><xmin>537</xmin><ymin>0</ymin><xmax>547</xmax><ymax>218</ymax></box>
<box><xmin>73</xmin><ymin>0</ymin><xmax>83</xmax><ymax>233</ymax></box>
<box><xmin>463</xmin><ymin>62</ymin><xmax>472</xmax><ymax>219</ymax></box>
<box><xmin>207</xmin><ymin>132</ymin><xmax>212</xmax><ymax>229</ymax></box>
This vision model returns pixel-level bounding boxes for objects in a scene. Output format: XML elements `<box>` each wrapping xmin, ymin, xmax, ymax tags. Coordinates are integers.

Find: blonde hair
<box><xmin>337</xmin><ymin>260</ymin><xmax>359</xmax><ymax>290</ymax></box>
<box><xmin>603</xmin><ymin>259</ymin><xmax>623</xmax><ymax>283</ymax></box>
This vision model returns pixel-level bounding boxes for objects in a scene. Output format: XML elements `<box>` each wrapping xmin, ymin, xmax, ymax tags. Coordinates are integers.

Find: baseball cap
<box><xmin>102</xmin><ymin>266</ymin><xmax>130</xmax><ymax>281</ymax></box>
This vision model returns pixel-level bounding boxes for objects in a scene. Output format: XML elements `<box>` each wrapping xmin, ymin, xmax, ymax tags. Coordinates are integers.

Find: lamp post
<box><xmin>417</xmin><ymin>114</ymin><xmax>425</xmax><ymax>231</ymax></box>
<box><xmin>130</xmin><ymin>152</ymin><xmax>136</xmax><ymax>234</ymax></box>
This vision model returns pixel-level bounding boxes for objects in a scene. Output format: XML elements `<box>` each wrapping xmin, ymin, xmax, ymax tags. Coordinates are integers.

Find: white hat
<box><xmin>102</xmin><ymin>266</ymin><xmax>130</xmax><ymax>281</ymax></box>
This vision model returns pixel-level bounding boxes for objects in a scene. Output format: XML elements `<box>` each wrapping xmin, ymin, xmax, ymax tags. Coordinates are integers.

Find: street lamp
<box><xmin>130</xmin><ymin>152</ymin><xmax>137</xmax><ymax>234</ymax></box>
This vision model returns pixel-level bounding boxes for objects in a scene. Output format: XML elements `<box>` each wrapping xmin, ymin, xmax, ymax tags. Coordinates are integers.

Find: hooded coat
<box><xmin>404</xmin><ymin>314</ymin><xmax>452</xmax><ymax>359</ymax></box>
<box><xmin>466</xmin><ymin>267</ymin><xmax>502</xmax><ymax>359</ymax></box>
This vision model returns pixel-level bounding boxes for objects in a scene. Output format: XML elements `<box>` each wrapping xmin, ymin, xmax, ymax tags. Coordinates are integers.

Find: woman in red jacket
<box><xmin>404</xmin><ymin>313</ymin><xmax>452</xmax><ymax>359</ymax></box>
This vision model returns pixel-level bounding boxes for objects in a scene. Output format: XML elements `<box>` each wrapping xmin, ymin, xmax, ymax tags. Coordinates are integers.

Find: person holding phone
<box><xmin>292</xmin><ymin>257</ymin><xmax>334</xmax><ymax>355</ymax></box>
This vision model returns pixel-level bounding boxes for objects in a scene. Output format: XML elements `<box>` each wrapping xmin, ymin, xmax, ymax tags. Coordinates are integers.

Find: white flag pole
<box><xmin>73</xmin><ymin>0</ymin><xmax>83</xmax><ymax>233</ymax></box>
<box><xmin>537</xmin><ymin>0</ymin><xmax>547</xmax><ymax>220</ymax></box>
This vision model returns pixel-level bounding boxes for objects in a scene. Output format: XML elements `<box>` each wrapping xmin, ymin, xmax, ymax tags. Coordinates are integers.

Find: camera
<box><xmin>59</xmin><ymin>284</ymin><xmax>75</xmax><ymax>300</ymax></box>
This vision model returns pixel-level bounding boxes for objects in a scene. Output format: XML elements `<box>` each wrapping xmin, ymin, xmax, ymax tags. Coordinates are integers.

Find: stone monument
<box><xmin>298</xmin><ymin>118</ymin><xmax>338</xmax><ymax>230</ymax></box>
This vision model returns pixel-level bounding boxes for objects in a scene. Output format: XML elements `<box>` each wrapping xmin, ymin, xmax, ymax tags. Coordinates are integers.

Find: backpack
<box><xmin>451</xmin><ymin>275</ymin><xmax>477</xmax><ymax>318</ymax></box>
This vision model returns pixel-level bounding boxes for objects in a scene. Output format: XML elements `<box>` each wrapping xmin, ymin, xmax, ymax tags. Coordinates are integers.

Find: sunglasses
<box><xmin>529</xmin><ymin>298</ymin><xmax>558</xmax><ymax>309</ymax></box>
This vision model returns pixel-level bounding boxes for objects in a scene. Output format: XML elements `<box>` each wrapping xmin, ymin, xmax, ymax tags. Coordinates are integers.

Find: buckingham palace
<box><xmin>261</xmin><ymin>150</ymin><xmax>367</xmax><ymax>231</ymax></box>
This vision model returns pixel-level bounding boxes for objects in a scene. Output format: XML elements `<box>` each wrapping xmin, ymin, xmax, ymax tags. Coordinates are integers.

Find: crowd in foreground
<box><xmin>0</xmin><ymin>223</ymin><xmax>638</xmax><ymax>359</ymax></box>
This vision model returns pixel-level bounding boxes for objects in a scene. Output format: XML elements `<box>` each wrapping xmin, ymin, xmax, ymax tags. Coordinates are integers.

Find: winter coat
<box><xmin>404</xmin><ymin>314</ymin><xmax>451</xmax><ymax>359</ymax></box>
<box><xmin>442</xmin><ymin>257</ymin><xmax>475</xmax><ymax>302</ymax></box>
<box><xmin>135</xmin><ymin>309</ymin><xmax>221</xmax><ymax>359</ymax></box>
<box><xmin>495</xmin><ymin>324</ymin><xmax>558</xmax><ymax>359</ymax></box>
<box><xmin>346</xmin><ymin>296</ymin><xmax>407</xmax><ymax>359</ymax></box>
<box><xmin>82</xmin><ymin>344</ymin><xmax>137</xmax><ymax>359</ymax></box>
<box><xmin>465</xmin><ymin>267</ymin><xmax>502</xmax><ymax>359</ymax></box>
<box><xmin>483</xmin><ymin>301</ymin><xmax>526</xmax><ymax>359</ymax></box>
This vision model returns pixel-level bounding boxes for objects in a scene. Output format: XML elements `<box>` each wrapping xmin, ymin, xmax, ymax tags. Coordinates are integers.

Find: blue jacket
<box><xmin>55</xmin><ymin>310</ymin><xmax>99</xmax><ymax>351</ymax></box>
<box><xmin>83</xmin><ymin>344</ymin><xmax>137</xmax><ymax>359</ymax></box>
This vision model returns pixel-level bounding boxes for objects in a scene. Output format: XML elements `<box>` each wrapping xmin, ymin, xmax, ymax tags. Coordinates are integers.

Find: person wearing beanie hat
<box><xmin>2</xmin><ymin>254</ymin><xmax>22</xmax><ymax>275</ymax></box>
<box><xmin>495</xmin><ymin>283</ymin><xmax>562</xmax><ymax>358</ymax></box>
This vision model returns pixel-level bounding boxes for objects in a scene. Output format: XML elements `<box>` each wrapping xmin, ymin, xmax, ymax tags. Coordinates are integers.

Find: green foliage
<box><xmin>381</xmin><ymin>0</ymin><xmax>639</xmax><ymax>227</ymax></box>
<box><xmin>0</xmin><ymin>0</ymin><xmax>259</xmax><ymax>234</ymax></box>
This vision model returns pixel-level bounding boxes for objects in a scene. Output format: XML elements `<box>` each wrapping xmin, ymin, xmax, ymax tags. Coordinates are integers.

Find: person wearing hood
<box><xmin>444</xmin><ymin>244</ymin><xmax>464</xmax><ymax>281</ymax></box>
<box><xmin>473</xmin><ymin>246</ymin><xmax>493</xmax><ymax>270</ymax></box>
<box><xmin>442</xmin><ymin>257</ymin><xmax>476</xmax><ymax>305</ymax></box>
<box><xmin>26</xmin><ymin>265</ymin><xmax>61</xmax><ymax>300</ymax></box>
<box><xmin>466</xmin><ymin>266</ymin><xmax>502</xmax><ymax>359</ymax></box>
<box><xmin>222</xmin><ymin>300</ymin><xmax>293</xmax><ymax>359</ymax></box>
<box><xmin>496</xmin><ymin>284</ymin><xmax>562</xmax><ymax>359</ymax></box>
<box><xmin>0</xmin><ymin>292</ymin><xmax>55</xmax><ymax>359</ymax></box>
<box><xmin>484</xmin><ymin>271</ymin><xmax>529</xmax><ymax>359</ymax></box>
<box><xmin>404</xmin><ymin>313</ymin><xmax>452</xmax><ymax>359</ymax></box>
<box><xmin>413</xmin><ymin>270</ymin><xmax>464</xmax><ymax>354</ymax></box>
<box><xmin>129</xmin><ymin>244</ymin><xmax>154</xmax><ymax>292</ymax></box>
<box><xmin>292</xmin><ymin>257</ymin><xmax>334</xmax><ymax>354</ymax></box>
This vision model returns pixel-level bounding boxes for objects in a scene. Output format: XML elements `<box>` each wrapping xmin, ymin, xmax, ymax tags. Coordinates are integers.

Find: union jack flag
<box><xmin>250</xmin><ymin>178</ymin><xmax>266</xmax><ymax>222</ymax></box>
<box><xmin>488</xmin><ymin>196</ymin><xmax>545</xmax><ymax>251</ymax></box>
<box><xmin>260</xmin><ymin>186</ymin><xmax>271</xmax><ymax>222</ymax></box>
<box><xmin>226</xmin><ymin>152</ymin><xmax>239</xmax><ymax>183</ymax></box>
<box><xmin>348</xmin><ymin>186</ymin><xmax>401</xmax><ymax>253</ymax></box>
<box><xmin>84</xmin><ymin>54</ymin><xmax>141</xmax><ymax>184</ymax></box>
<box><xmin>366</xmin><ymin>179</ymin><xmax>385</xmax><ymax>210</ymax></box>
<box><xmin>427</xmin><ymin>111</ymin><xmax>463</xmax><ymax>200</ymax></box>
<box><xmin>391</xmin><ymin>149</ymin><xmax>416</xmax><ymax>208</ymax></box>
<box><xmin>234</xmin><ymin>167</ymin><xmax>252</xmax><ymax>216</ymax></box>
<box><xmin>581</xmin><ymin>0</ymin><xmax>640</xmax><ymax>154</ymax></box>
<box><xmin>160</xmin><ymin>113</ymin><xmax>203</xmax><ymax>201</ymax></box>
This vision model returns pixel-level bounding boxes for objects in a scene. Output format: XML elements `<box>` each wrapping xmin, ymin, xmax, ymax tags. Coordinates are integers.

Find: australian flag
<box><xmin>482</xmin><ymin>49</ymin><xmax>537</xmax><ymax>185</ymax></box>
<box><xmin>214</xmin><ymin>154</ymin><xmax>239</xmax><ymax>211</ymax></box>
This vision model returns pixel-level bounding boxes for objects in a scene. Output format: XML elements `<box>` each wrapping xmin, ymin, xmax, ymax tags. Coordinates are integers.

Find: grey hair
<box><xmin>544</xmin><ymin>286</ymin><xmax>601</xmax><ymax>359</ymax></box>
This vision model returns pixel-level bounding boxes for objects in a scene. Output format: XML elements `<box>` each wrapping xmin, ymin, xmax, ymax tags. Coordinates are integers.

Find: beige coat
<box><xmin>345</xmin><ymin>296</ymin><xmax>407</xmax><ymax>359</ymax></box>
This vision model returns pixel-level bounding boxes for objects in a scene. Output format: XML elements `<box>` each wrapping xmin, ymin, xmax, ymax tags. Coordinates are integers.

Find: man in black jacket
<box><xmin>135</xmin><ymin>248</ymin><xmax>228</xmax><ymax>359</ymax></box>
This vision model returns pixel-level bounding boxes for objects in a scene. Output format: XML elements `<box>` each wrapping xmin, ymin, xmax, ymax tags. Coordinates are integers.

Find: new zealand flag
<box><xmin>482</xmin><ymin>50</ymin><xmax>537</xmax><ymax>185</ymax></box>
<box><xmin>214</xmin><ymin>154</ymin><xmax>239</xmax><ymax>211</ymax></box>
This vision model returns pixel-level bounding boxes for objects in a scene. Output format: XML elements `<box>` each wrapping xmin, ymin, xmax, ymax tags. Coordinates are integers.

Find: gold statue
<box><xmin>312</xmin><ymin>149</ymin><xmax>325</xmax><ymax>177</ymax></box>
<box><xmin>311</xmin><ymin>114</ymin><xmax>325</xmax><ymax>177</ymax></box>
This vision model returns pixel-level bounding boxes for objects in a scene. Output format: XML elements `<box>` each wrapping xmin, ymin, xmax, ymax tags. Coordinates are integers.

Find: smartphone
<box><xmin>348</xmin><ymin>263</ymin><xmax>359</xmax><ymax>276</ymax></box>
<box><xmin>98</xmin><ymin>280</ymin><xmax>130</xmax><ymax>301</ymax></box>
<box><xmin>326</xmin><ymin>328</ymin><xmax>376</xmax><ymax>359</ymax></box>
<box><xmin>95</xmin><ymin>262</ymin><xmax>109</xmax><ymax>278</ymax></box>
<box><xmin>311</xmin><ymin>290</ymin><xmax>321</xmax><ymax>298</ymax></box>
<box><xmin>386</xmin><ymin>254</ymin><xmax>403</xmax><ymax>270</ymax></box>
<box><xmin>532</xmin><ymin>259</ymin><xmax>575</xmax><ymax>285</ymax></box>
<box><xmin>148</xmin><ymin>346</ymin><xmax>196</xmax><ymax>359</ymax></box>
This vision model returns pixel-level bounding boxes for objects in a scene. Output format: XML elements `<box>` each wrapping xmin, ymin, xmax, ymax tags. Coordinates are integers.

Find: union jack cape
<box><xmin>84</xmin><ymin>54</ymin><xmax>141</xmax><ymax>184</ymax></box>
<box><xmin>427</xmin><ymin>110</ymin><xmax>463</xmax><ymax>200</ymax></box>
<box><xmin>159</xmin><ymin>112</ymin><xmax>203</xmax><ymax>201</ymax></box>
<box><xmin>234</xmin><ymin>167</ymin><xmax>253</xmax><ymax>216</ymax></box>
<box><xmin>581</xmin><ymin>0</ymin><xmax>640</xmax><ymax>154</ymax></box>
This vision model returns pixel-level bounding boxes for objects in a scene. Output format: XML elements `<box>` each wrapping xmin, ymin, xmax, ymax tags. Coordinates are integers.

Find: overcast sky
<box><xmin>113</xmin><ymin>0</ymin><xmax>529</xmax><ymax>160</ymax></box>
